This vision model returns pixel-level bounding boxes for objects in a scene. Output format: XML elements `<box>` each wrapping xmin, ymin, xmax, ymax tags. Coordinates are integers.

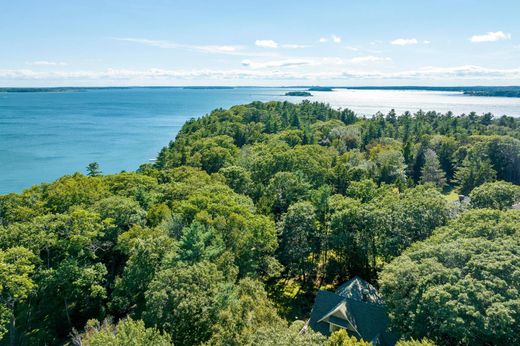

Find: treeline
<box><xmin>0</xmin><ymin>101</ymin><xmax>519</xmax><ymax>345</ymax></box>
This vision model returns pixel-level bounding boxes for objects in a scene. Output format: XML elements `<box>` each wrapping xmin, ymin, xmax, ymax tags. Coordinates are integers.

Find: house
<box><xmin>512</xmin><ymin>202</ymin><xmax>520</xmax><ymax>210</ymax></box>
<box><xmin>307</xmin><ymin>276</ymin><xmax>398</xmax><ymax>345</ymax></box>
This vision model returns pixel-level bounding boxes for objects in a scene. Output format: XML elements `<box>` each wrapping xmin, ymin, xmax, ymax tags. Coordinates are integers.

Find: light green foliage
<box><xmin>345</xmin><ymin>179</ymin><xmax>378</xmax><ymax>202</ymax></box>
<box><xmin>247</xmin><ymin>320</ymin><xmax>327</xmax><ymax>346</ymax></box>
<box><xmin>0</xmin><ymin>247</ymin><xmax>36</xmax><ymax>340</ymax></box>
<box><xmin>396</xmin><ymin>339</ymin><xmax>436</xmax><ymax>346</ymax></box>
<box><xmin>420</xmin><ymin>149</ymin><xmax>446</xmax><ymax>189</ymax></box>
<box><xmin>173</xmin><ymin>183</ymin><xmax>277</xmax><ymax>277</ymax></box>
<box><xmin>374</xmin><ymin>149</ymin><xmax>406</xmax><ymax>185</ymax></box>
<box><xmin>326</xmin><ymin>329</ymin><xmax>371</xmax><ymax>346</ymax></box>
<box><xmin>188</xmin><ymin>135</ymin><xmax>239</xmax><ymax>173</ymax></box>
<box><xmin>94</xmin><ymin>196</ymin><xmax>147</xmax><ymax>240</ymax></box>
<box><xmin>1</xmin><ymin>101</ymin><xmax>520</xmax><ymax>344</ymax></box>
<box><xmin>43</xmin><ymin>173</ymin><xmax>109</xmax><ymax>213</ymax></box>
<box><xmin>144</xmin><ymin>261</ymin><xmax>226</xmax><ymax>346</ymax></box>
<box><xmin>208</xmin><ymin>278</ymin><xmax>284</xmax><ymax>346</ymax></box>
<box><xmin>111</xmin><ymin>228</ymin><xmax>175</xmax><ymax>317</ymax></box>
<box><xmin>219</xmin><ymin>165</ymin><xmax>253</xmax><ymax>195</ymax></box>
<box><xmin>78</xmin><ymin>318</ymin><xmax>172</xmax><ymax>346</ymax></box>
<box><xmin>380</xmin><ymin>209</ymin><xmax>520</xmax><ymax>345</ymax></box>
<box><xmin>374</xmin><ymin>185</ymin><xmax>450</xmax><ymax>260</ymax></box>
<box><xmin>469</xmin><ymin>180</ymin><xmax>520</xmax><ymax>210</ymax></box>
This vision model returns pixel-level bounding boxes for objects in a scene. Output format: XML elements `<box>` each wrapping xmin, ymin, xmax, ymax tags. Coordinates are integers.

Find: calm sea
<box><xmin>1</xmin><ymin>87</ymin><xmax>520</xmax><ymax>194</ymax></box>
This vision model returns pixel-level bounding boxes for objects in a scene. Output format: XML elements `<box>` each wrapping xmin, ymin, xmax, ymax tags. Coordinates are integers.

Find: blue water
<box><xmin>1</xmin><ymin>87</ymin><xmax>520</xmax><ymax>194</ymax></box>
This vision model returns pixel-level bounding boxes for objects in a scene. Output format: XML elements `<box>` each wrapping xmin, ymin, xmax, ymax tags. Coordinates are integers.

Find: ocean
<box><xmin>1</xmin><ymin>87</ymin><xmax>519</xmax><ymax>194</ymax></box>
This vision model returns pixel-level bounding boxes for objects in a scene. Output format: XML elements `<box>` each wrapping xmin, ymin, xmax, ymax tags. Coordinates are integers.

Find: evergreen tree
<box><xmin>86</xmin><ymin>162</ymin><xmax>102</xmax><ymax>177</ymax></box>
<box><xmin>420</xmin><ymin>149</ymin><xmax>446</xmax><ymax>189</ymax></box>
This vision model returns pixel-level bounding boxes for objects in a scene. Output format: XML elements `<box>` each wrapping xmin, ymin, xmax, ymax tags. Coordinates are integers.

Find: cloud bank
<box><xmin>2</xmin><ymin>65</ymin><xmax>520</xmax><ymax>84</ymax></box>
<box><xmin>470</xmin><ymin>31</ymin><xmax>511</xmax><ymax>43</ymax></box>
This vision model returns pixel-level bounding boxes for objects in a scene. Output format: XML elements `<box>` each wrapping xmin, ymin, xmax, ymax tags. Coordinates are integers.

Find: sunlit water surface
<box><xmin>1</xmin><ymin>87</ymin><xmax>519</xmax><ymax>193</ymax></box>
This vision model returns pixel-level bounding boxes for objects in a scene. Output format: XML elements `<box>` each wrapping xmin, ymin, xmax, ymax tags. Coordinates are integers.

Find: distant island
<box><xmin>183</xmin><ymin>86</ymin><xmax>235</xmax><ymax>90</ymax></box>
<box><xmin>285</xmin><ymin>91</ymin><xmax>312</xmax><ymax>96</ymax></box>
<box><xmin>308</xmin><ymin>86</ymin><xmax>333</xmax><ymax>92</ymax></box>
<box><xmin>336</xmin><ymin>86</ymin><xmax>520</xmax><ymax>98</ymax></box>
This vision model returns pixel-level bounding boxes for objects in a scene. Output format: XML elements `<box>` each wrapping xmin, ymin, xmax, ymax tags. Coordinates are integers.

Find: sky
<box><xmin>1</xmin><ymin>0</ymin><xmax>520</xmax><ymax>87</ymax></box>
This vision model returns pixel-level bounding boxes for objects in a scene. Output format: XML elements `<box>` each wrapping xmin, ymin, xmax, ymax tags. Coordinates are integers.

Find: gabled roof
<box><xmin>308</xmin><ymin>278</ymin><xmax>399</xmax><ymax>345</ymax></box>
<box><xmin>335</xmin><ymin>276</ymin><xmax>384</xmax><ymax>305</ymax></box>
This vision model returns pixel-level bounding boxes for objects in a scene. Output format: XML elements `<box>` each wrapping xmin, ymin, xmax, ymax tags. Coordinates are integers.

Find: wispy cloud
<box><xmin>26</xmin><ymin>60</ymin><xmax>68</xmax><ymax>66</ymax></box>
<box><xmin>255</xmin><ymin>40</ymin><xmax>308</xmax><ymax>49</ymax></box>
<box><xmin>255</xmin><ymin>40</ymin><xmax>278</xmax><ymax>48</ymax></box>
<box><xmin>319</xmin><ymin>35</ymin><xmax>342</xmax><ymax>44</ymax></box>
<box><xmin>241</xmin><ymin>58</ymin><xmax>311</xmax><ymax>69</ymax></box>
<box><xmin>2</xmin><ymin>65</ymin><xmax>520</xmax><ymax>82</ymax></box>
<box><xmin>390</xmin><ymin>38</ymin><xmax>419</xmax><ymax>46</ymax></box>
<box><xmin>470</xmin><ymin>31</ymin><xmax>511</xmax><ymax>43</ymax></box>
<box><xmin>241</xmin><ymin>56</ymin><xmax>391</xmax><ymax>69</ymax></box>
<box><xmin>349</xmin><ymin>56</ymin><xmax>391</xmax><ymax>64</ymax></box>
<box><xmin>112</xmin><ymin>37</ymin><xmax>244</xmax><ymax>54</ymax></box>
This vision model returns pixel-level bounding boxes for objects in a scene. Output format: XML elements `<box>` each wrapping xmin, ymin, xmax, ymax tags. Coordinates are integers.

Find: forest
<box><xmin>1</xmin><ymin>100</ymin><xmax>519</xmax><ymax>345</ymax></box>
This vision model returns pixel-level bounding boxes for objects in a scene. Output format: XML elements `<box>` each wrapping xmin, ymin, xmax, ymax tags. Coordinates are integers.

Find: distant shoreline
<box><xmin>1</xmin><ymin>85</ymin><xmax>520</xmax><ymax>97</ymax></box>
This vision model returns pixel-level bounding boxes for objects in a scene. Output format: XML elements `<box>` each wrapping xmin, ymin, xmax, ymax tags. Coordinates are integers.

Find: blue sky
<box><xmin>1</xmin><ymin>0</ymin><xmax>520</xmax><ymax>86</ymax></box>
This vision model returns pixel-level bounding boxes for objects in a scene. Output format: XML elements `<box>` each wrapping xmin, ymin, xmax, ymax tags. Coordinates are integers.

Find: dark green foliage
<box><xmin>0</xmin><ymin>101</ymin><xmax>519</xmax><ymax>345</ymax></box>
<box><xmin>380</xmin><ymin>209</ymin><xmax>520</xmax><ymax>345</ymax></box>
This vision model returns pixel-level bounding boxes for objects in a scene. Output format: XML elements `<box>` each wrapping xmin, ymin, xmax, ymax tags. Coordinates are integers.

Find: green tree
<box><xmin>0</xmin><ymin>247</ymin><xmax>36</xmax><ymax>343</ymax></box>
<box><xmin>278</xmin><ymin>202</ymin><xmax>318</xmax><ymax>282</ymax></box>
<box><xmin>455</xmin><ymin>148</ymin><xmax>496</xmax><ymax>194</ymax></box>
<box><xmin>469</xmin><ymin>180</ymin><xmax>520</xmax><ymax>210</ymax></box>
<box><xmin>420</xmin><ymin>149</ymin><xmax>446</xmax><ymax>189</ymax></box>
<box><xmin>86</xmin><ymin>162</ymin><xmax>102</xmax><ymax>177</ymax></box>
<box><xmin>77</xmin><ymin>318</ymin><xmax>172</xmax><ymax>346</ymax></box>
<box><xmin>264</xmin><ymin>172</ymin><xmax>311</xmax><ymax>217</ymax></box>
<box><xmin>144</xmin><ymin>261</ymin><xmax>226</xmax><ymax>346</ymax></box>
<box><xmin>380</xmin><ymin>209</ymin><xmax>520</xmax><ymax>345</ymax></box>
<box><xmin>326</xmin><ymin>329</ymin><xmax>371</xmax><ymax>346</ymax></box>
<box><xmin>396</xmin><ymin>339</ymin><xmax>436</xmax><ymax>346</ymax></box>
<box><xmin>209</xmin><ymin>278</ymin><xmax>284</xmax><ymax>346</ymax></box>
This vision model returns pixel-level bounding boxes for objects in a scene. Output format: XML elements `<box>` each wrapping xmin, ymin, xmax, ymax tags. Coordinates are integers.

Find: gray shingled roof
<box><xmin>335</xmin><ymin>276</ymin><xmax>384</xmax><ymax>305</ymax></box>
<box><xmin>308</xmin><ymin>278</ymin><xmax>398</xmax><ymax>345</ymax></box>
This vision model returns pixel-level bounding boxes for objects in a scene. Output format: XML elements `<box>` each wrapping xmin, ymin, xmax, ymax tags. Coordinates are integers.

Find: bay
<box><xmin>1</xmin><ymin>87</ymin><xmax>519</xmax><ymax>194</ymax></box>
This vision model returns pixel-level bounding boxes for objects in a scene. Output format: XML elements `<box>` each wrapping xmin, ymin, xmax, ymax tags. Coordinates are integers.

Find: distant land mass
<box><xmin>308</xmin><ymin>86</ymin><xmax>334</xmax><ymax>92</ymax></box>
<box><xmin>182</xmin><ymin>86</ymin><xmax>235</xmax><ymax>90</ymax></box>
<box><xmin>1</xmin><ymin>86</ymin><xmax>520</xmax><ymax>97</ymax></box>
<box><xmin>327</xmin><ymin>86</ymin><xmax>520</xmax><ymax>98</ymax></box>
<box><xmin>285</xmin><ymin>91</ymin><xmax>312</xmax><ymax>96</ymax></box>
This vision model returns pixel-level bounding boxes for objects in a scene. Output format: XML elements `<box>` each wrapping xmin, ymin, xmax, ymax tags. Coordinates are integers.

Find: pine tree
<box><xmin>420</xmin><ymin>149</ymin><xmax>446</xmax><ymax>189</ymax></box>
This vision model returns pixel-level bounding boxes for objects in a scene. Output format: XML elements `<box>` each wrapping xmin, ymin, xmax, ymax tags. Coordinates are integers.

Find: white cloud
<box><xmin>241</xmin><ymin>56</ymin><xmax>391</xmax><ymax>69</ymax></box>
<box><xmin>423</xmin><ymin>40</ymin><xmax>431</xmax><ymax>44</ymax></box>
<box><xmin>331</xmin><ymin>35</ymin><xmax>342</xmax><ymax>43</ymax></box>
<box><xmin>470</xmin><ymin>31</ymin><xmax>511</xmax><ymax>43</ymax></box>
<box><xmin>345</xmin><ymin>46</ymin><xmax>359</xmax><ymax>51</ymax></box>
<box><xmin>112</xmin><ymin>37</ymin><xmax>244</xmax><ymax>54</ymax></box>
<box><xmin>319</xmin><ymin>35</ymin><xmax>342</xmax><ymax>44</ymax></box>
<box><xmin>255</xmin><ymin>39</ymin><xmax>278</xmax><ymax>48</ymax></box>
<box><xmin>2</xmin><ymin>65</ymin><xmax>520</xmax><ymax>83</ymax></box>
<box><xmin>241</xmin><ymin>58</ymin><xmax>311</xmax><ymax>69</ymax></box>
<box><xmin>349</xmin><ymin>56</ymin><xmax>391</xmax><ymax>64</ymax></box>
<box><xmin>390</xmin><ymin>38</ymin><xmax>419</xmax><ymax>46</ymax></box>
<box><xmin>26</xmin><ymin>61</ymin><xmax>67</xmax><ymax>66</ymax></box>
